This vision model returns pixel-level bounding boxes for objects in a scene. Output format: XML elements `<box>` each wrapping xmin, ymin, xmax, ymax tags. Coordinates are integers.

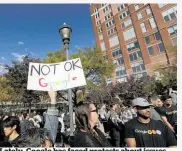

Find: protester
<box><xmin>125</xmin><ymin>97</ymin><xmax>177</xmax><ymax>147</ymax></box>
<box><xmin>148</xmin><ymin>95</ymin><xmax>163</xmax><ymax>121</ymax></box>
<box><xmin>107</xmin><ymin>98</ymin><xmax>123</xmax><ymax>147</ymax></box>
<box><xmin>158</xmin><ymin>95</ymin><xmax>177</xmax><ymax>135</ymax></box>
<box><xmin>16</xmin><ymin>90</ymin><xmax>59</xmax><ymax>147</ymax></box>
<box><xmin>3</xmin><ymin>116</ymin><xmax>21</xmax><ymax>146</ymax></box>
<box><xmin>73</xmin><ymin>101</ymin><xmax>112</xmax><ymax>147</ymax></box>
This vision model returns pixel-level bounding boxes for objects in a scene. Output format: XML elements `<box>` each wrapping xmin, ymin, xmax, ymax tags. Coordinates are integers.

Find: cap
<box><xmin>132</xmin><ymin>98</ymin><xmax>153</xmax><ymax>107</ymax></box>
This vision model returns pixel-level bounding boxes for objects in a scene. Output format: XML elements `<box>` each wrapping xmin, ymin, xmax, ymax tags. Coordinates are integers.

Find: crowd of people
<box><xmin>0</xmin><ymin>88</ymin><xmax>177</xmax><ymax>148</ymax></box>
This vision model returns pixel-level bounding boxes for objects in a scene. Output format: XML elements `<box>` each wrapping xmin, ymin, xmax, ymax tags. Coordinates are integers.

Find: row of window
<box><xmin>129</xmin><ymin>51</ymin><xmax>142</xmax><ymax>62</ymax></box>
<box><xmin>114</xmin><ymin>57</ymin><xmax>124</xmax><ymax>66</ymax></box>
<box><xmin>147</xmin><ymin>42</ymin><xmax>165</xmax><ymax>55</ymax></box>
<box><xmin>106</xmin><ymin>19</ymin><xmax>115</xmax><ymax>28</ymax></box>
<box><xmin>137</xmin><ymin>8</ymin><xmax>151</xmax><ymax>20</ymax></box>
<box><xmin>162</xmin><ymin>6</ymin><xmax>177</xmax><ymax>23</ymax></box>
<box><xmin>116</xmin><ymin>67</ymin><xmax>126</xmax><ymax>77</ymax></box>
<box><xmin>131</xmin><ymin>62</ymin><xmax>145</xmax><ymax>73</ymax></box>
<box><xmin>105</xmin><ymin>12</ymin><xmax>113</xmax><ymax>21</ymax></box>
<box><xmin>112</xmin><ymin>48</ymin><xmax>122</xmax><ymax>57</ymax></box>
<box><xmin>127</xmin><ymin>41</ymin><xmax>139</xmax><ymax>52</ymax></box>
<box><xmin>107</xmin><ymin>27</ymin><xmax>116</xmax><ymax>36</ymax></box>
<box><xmin>121</xmin><ymin>19</ymin><xmax>132</xmax><ymax>28</ymax></box>
<box><xmin>117</xmin><ymin>4</ymin><xmax>128</xmax><ymax>12</ymax></box>
<box><xmin>119</xmin><ymin>10</ymin><xmax>130</xmax><ymax>20</ymax></box>
<box><xmin>103</xmin><ymin>4</ymin><xmax>111</xmax><ymax>13</ymax></box>
<box><xmin>96</xmin><ymin>20</ymin><xmax>101</xmax><ymax>26</ymax></box>
<box><xmin>145</xmin><ymin>32</ymin><xmax>161</xmax><ymax>44</ymax></box>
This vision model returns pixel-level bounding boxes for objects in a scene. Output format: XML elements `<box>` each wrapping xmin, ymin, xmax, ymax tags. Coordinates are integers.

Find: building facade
<box><xmin>90</xmin><ymin>4</ymin><xmax>177</xmax><ymax>84</ymax></box>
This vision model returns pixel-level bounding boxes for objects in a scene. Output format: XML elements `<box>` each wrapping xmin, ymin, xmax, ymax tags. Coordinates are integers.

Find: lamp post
<box><xmin>59</xmin><ymin>23</ymin><xmax>74</xmax><ymax>137</ymax></box>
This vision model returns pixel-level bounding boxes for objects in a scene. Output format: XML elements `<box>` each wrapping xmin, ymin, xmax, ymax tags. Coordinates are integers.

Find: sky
<box><xmin>0</xmin><ymin>4</ymin><xmax>95</xmax><ymax>73</ymax></box>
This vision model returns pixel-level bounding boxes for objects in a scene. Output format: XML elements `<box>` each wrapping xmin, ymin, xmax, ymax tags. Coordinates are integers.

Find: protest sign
<box><xmin>27</xmin><ymin>58</ymin><xmax>86</xmax><ymax>91</ymax></box>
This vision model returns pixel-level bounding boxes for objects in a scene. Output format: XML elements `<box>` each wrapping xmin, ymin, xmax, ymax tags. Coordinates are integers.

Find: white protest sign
<box><xmin>27</xmin><ymin>58</ymin><xmax>86</xmax><ymax>91</ymax></box>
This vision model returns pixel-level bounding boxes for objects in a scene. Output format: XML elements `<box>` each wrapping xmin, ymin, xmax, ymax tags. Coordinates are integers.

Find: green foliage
<box><xmin>5</xmin><ymin>56</ymin><xmax>42</xmax><ymax>104</ymax></box>
<box><xmin>0</xmin><ymin>76</ymin><xmax>15</xmax><ymax>103</ymax></box>
<box><xmin>43</xmin><ymin>50</ymin><xmax>66</xmax><ymax>63</ymax></box>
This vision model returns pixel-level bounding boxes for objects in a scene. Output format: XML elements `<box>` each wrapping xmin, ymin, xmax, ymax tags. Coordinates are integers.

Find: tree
<box><xmin>42</xmin><ymin>46</ymin><xmax>114</xmax><ymax>106</ymax></box>
<box><xmin>5</xmin><ymin>56</ymin><xmax>42</xmax><ymax>112</ymax></box>
<box><xmin>0</xmin><ymin>76</ymin><xmax>15</xmax><ymax>104</ymax></box>
<box><xmin>110</xmin><ymin>75</ymin><xmax>154</xmax><ymax>106</ymax></box>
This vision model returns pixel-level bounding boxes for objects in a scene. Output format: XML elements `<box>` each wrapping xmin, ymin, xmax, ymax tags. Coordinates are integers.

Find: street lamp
<box><xmin>59</xmin><ymin>23</ymin><xmax>74</xmax><ymax>137</ymax></box>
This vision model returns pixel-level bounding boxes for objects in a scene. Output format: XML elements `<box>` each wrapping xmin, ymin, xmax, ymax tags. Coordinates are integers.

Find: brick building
<box><xmin>90</xmin><ymin>4</ymin><xmax>177</xmax><ymax>84</ymax></box>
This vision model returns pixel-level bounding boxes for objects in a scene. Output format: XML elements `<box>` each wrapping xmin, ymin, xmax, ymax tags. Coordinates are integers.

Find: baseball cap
<box><xmin>132</xmin><ymin>98</ymin><xmax>153</xmax><ymax>107</ymax></box>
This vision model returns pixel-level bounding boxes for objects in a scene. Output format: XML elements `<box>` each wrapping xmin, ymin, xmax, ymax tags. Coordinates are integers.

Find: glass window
<box><xmin>162</xmin><ymin>6</ymin><xmax>177</xmax><ymax>22</ymax></box>
<box><xmin>148</xmin><ymin>46</ymin><xmax>154</xmax><ymax>55</ymax></box>
<box><xmin>168</xmin><ymin>25</ymin><xmax>177</xmax><ymax>35</ymax></box>
<box><xmin>158</xmin><ymin>43</ymin><xmax>165</xmax><ymax>52</ymax></box>
<box><xmin>154</xmin><ymin>32</ymin><xmax>161</xmax><ymax>40</ymax></box>
<box><xmin>135</xmin><ymin>4</ymin><xmax>139</xmax><ymax>10</ymax></box>
<box><xmin>140</xmin><ymin>23</ymin><xmax>147</xmax><ymax>33</ymax></box>
<box><xmin>146</xmin><ymin>8</ymin><xmax>151</xmax><ymax>14</ymax></box>
<box><xmin>145</xmin><ymin>36</ymin><xmax>150</xmax><ymax>44</ymax></box>
<box><xmin>129</xmin><ymin>54</ymin><xmax>133</xmax><ymax>61</ymax></box>
<box><xmin>123</xmin><ymin>28</ymin><xmax>136</xmax><ymax>41</ymax></box>
<box><xmin>149</xmin><ymin>17</ymin><xmax>156</xmax><ymax>29</ymax></box>
<box><xmin>137</xmin><ymin>13</ymin><xmax>142</xmax><ymax>19</ymax></box>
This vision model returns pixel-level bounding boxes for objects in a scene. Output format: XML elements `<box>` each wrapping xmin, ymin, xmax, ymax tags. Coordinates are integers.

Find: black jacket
<box><xmin>73</xmin><ymin>128</ymin><xmax>112</xmax><ymax>147</ymax></box>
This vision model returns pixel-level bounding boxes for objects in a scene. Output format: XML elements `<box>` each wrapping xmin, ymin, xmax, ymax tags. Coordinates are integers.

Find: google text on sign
<box><xmin>27</xmin><ymin>58</ymin><xmax>87</xmax><ymax>91</ymax></box>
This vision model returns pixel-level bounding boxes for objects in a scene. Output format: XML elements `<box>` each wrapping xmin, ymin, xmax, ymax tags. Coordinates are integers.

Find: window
<box><xmin>148</xmin><ymin>46</ymin><xmax>154</xmax><ymax>55</ymax></box>
<box><xmin>121</xmin><ymin>19</ymin><xmax>132</xmax><ymax>28</ymax></box>
<box><xmin>158</xmin><ymin>4</ymin><xmax>167</xmax><ymax>8</ymax></box>
<box><xmin>106</xmin><ymin>19</ymin><xmax>115</xmax><ymax>28</ymax></box>
<box><xmin>96</xmin><ymin>20</ymin><xmax>101</xmax><ymax>26</ymax></box>
<box><xmin>116</xmin><ymin>67</ymin><xmax>126</xmax><ymax>77</ymax></box>
<box><xmin>131</xmin><ymin>62</ymin><xmax>145</xmax><ymax>73</ymax></box>
<box><xmin>162</xmin><ymin>6</ymin><xmax>177</xmax><ymax>22</ymax></box>
<box><xmin>95</xmin><ymin>13</ymin><xmax>99</xmax><ymax>19</ymax></box>
<box><xmin>119</xmin><ymin>10</ymin><xmax>130</xmax><ymax>20</ymax></box>
<box><xmin>146</xmin><ymin>8</ymin><xmax>151</xmax><ymax>15</ymax></box>
<box><xmin>137</xmin><ymin>13</ymin><xmax>142</xmax><ymax>19</ymax></box>
<box><xmin>134</xmin><ymin>4</ymin><xmax>139</xmax><ymax>10</ymax></box>
<box><xmin>129</xmin><ymin>51</ymin><xmax>142</xmax><ymax>61</ymax></box>
<box><xmin>127</xmin><ymin>41</ymin><xmax>139</xmax><ymax>51</ymax></box>
<box><xmin>114</xmin><ymin>57</ymin><xmax>124</xmax><ymax>65</ymax></box>
<box><xmin>145</xmin><ymin>36</ymin><xmax>150</xmax><ymax>44</ymax></box>
<box><xmin>154</xmin><ymin>32</ymin><xmax>161</xmax><ymax>40</ymax></box>
<box><xmin>100</xmin><ymin>42</ymin><xmax>106</xmax><ymax>51</ymax></box>
<box><xmin>107</xmin><ymin>27</ymin><xmax>116</xmax><ymax>36</ymax></box>
<box><xmin>158</xmin><ymin>42</ymin><xmax>165</xmax><ymax>52</ymax></box>
<box><xmin>103</xmin><ymin>5</ymin><xmax>111</xmax><ymax>13</ymax></box>
<box><xmin>105</xmin><ymin>12</ymin><xmax>113</xmax><ymax>21</ymax></box>
<box><xmin>112</xmin><ymin>48</ymin><xmax>122</xmax><ymax>57</ymax></box>
<box><xmin>168</xmin><ymin>25</ymin><xmax>177</xmax><ymax>35</ymax></box>
<box><xmin>172</xmin><ymin>37</ymin><xmax>177</xmax><ymax>46</ymax></box>
<box><xmin>109</xmin><ymin>35</ymin><xmax>119</xmax><ymax>47</ymax></box>
<box><xmin>140</xmin><ymin>23</ymin><xmax>147</xmax><ymax>33</ymax></box>
<box><xmin>98</xmin><ymin>27</ymin><xmax>102</xmax><ymax>33</ymax></box>
<box><xmin>117</xmin><ymin>4</ymin><xmax>128</xmax><ymax>12</ymax></box>
<box><xmin>149</xmin><ymin>17</ymin><xmax>156</xmax><ymax>29</ymax></box>
<box><xmin>94</xmin><ymin>8</ymin><xmax>98</xmax><ymax>13</ymax></box>
<box><xmin>123</xmin><ymin>28</ymin><xmax>136</xmax><ymax>41</ymax></box>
